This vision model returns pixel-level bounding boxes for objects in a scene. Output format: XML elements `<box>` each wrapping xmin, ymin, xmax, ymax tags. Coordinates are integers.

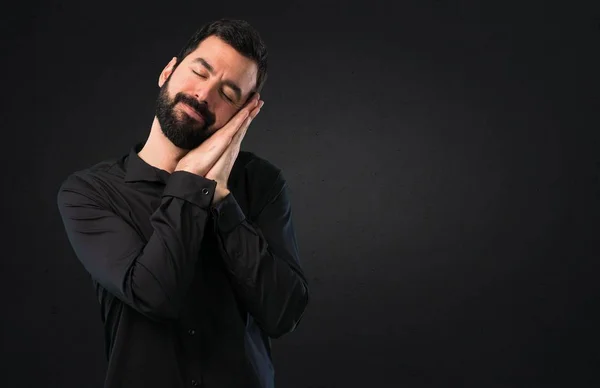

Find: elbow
<box><xmin>264</xmin><ymin>283</ymin><xmax>310</xmax><ymax>339</ymax></box>
<box><xmin>123</xmin><ymin>272</ymin><xmax>184</xmax><ymax>322</ymax></box>
<box><xmin>117</xmin><ymin>289</ymin><xmax>182</xmax><ymax>322</ymax></box>
<box><xmin>265</xmin><ymin>321</ymin><xmax>299</xmax><ymax>340</ymax></box>
<box><xmin>138</xmin><ymin>297</ymin><xmax>182</xmax><ymax>322</ymax></box>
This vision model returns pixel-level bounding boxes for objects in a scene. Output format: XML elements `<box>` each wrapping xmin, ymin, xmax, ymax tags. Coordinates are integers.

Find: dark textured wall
<box><xmin>3</xmin><ymin>1</ymin><xmax>599</xmax><ymax>387</ymax></box>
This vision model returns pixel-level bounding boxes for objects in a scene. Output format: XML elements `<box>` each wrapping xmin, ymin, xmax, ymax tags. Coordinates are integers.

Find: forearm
<box><xmin>220</xmin><ymin>231</ymin><xmax>309</xmax><ymax>338</ymax></box>
<box><xmin>58</xmin><ymin>171</ymin><xmax>217</xmax><ymax>320</ymax></box>
<box><xmin>211</xmin><ymin>192</ymin><xmax>309</xmax><ymax>338</ymax></box>
<box><xmin>123</xmin><ymin>187</ymin><xmax>212</xmax><ymax>318</ymax></box>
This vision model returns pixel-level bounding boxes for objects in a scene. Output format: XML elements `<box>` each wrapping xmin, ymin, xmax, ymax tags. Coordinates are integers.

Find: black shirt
<box><xmin>56</xmin><ymin>142</ymin><xmax>309</xmax><ymax>388</ymax></box>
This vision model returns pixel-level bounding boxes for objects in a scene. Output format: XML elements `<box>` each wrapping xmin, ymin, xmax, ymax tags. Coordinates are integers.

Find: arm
<box><xmin>210</xmin><ymin>175</ymin><xmax>309</xmax><ymax>338</ymax></box>
<box><xmin>57</xmin><ymin>171</ymin><xmax>216</xmax><ymax>321</ymax></box>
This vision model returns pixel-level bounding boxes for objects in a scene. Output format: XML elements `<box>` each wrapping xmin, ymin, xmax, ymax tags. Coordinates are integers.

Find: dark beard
<box><xmin>155</xmin><ymin>77</ymin><xmax>216</xmax><ymax>150</ymax></box>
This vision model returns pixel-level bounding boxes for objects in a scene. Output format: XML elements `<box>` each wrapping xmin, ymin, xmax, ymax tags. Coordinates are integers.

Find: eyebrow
<box><xmin>191</xmin><ymin>57</ymin><xmax>242</xmax><ymax>101</ymax></box>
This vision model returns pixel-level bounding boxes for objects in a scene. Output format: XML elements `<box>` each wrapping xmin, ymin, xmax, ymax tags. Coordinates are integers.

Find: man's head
<box><xmin>155</xmin><ymin>19</ymin><xmax>268</xmax><ymax>150</ymax></box>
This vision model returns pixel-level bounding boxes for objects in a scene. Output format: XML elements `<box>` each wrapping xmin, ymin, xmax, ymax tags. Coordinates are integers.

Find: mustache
<box><xmin>173</xmin><ymin>93</ymin><xmax>216</xmax><ymax>126</ymax></box>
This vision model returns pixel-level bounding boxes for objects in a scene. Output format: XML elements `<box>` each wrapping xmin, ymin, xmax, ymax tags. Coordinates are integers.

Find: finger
<box><xmin>252</xmin><ymin>100</ymin><xmax>264</xmax><ymax>117</ymax></box>
<box><xmin>232</xmin><ymin>113</ymin><xmax>254</xmax><ymax>145</ymax></box>
<box><xmin>218</xmin><ymin>96</ymin><xmax>260</xmax><ymax>138</ymax></box>
<box><xmin>232</xmin><ymin>117</ymin><xmax>251</xmax><ymax>143</ymax></box>
<box><xmin>197</xmin><ymin>98</ymin><xmax>261</xmax><ymax>156</ymax></box>
<box><xmin>230</xmin><ymin>101</ymin><xmax>262</xmax><ymax>141</ymax></box>
<box><xmin>243</xmin><ymin>103</ymin><xmax>262</xmax><ymax>129</ymax></box>
<box><xmin>248</xmin><ymin>101</ymin><xmax>263</xmax><ymax>120</ymax></box>
<box><xmin>223</xmin><ymin>109</ymin><xmax>250</xmax><ymax>137</ymax></box>
<box><xmin>244</xmin><ymin>94</ymin><xmax>261</xmax><ymax>115</ymax></box>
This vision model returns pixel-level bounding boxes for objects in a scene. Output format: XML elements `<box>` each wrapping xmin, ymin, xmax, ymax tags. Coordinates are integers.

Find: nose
<box><xmin>193</xmin><ymin>80</ymin><xmax>218</xmax><ymax>105</ymax></box>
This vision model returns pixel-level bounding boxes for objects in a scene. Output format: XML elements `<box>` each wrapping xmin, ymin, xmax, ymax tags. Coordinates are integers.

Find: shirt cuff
<box><xmin>211</xmin><ymin>193</ymin><xmax>246</xmax><ymax>234</ymax></box>
<box><xmin>162</xmin><ymin>171</ymin><xmax>217</xmax><ymax>209</ymax></box>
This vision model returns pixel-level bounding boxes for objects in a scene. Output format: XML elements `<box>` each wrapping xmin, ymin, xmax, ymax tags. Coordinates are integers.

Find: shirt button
<box><xmin>201</xmin><ymin>188</ymin><xmax>209</xmax><ymax>195</ymax></box>
<box><xmin>191</xmin><ymin>379</ymin><xmax>199</xmax><ymax>386</ymax></box>
<box><xmin>188</xmin><ymin>329</ymin><xmax>195</xmax><ymax>335</ymax></box>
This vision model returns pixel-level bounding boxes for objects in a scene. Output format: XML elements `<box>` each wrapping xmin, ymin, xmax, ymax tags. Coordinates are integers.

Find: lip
<box><xmin>179</xmin><ymin>102</ymin><xmax>205</xmax><ymax>123</ymax></box>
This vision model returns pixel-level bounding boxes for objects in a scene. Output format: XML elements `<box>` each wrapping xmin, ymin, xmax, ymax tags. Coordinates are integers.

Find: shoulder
<box><xmin>57</xmin><ymin>154</ymin><xmax>126</xmax><ymax>202</ymax></box>
<box><xmin>233</xmin><ymin>150</ymin><xmax>286</xmax><ymax>187</ymax></box>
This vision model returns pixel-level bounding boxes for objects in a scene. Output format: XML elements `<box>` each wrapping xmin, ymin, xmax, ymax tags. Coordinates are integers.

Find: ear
<box><xmin>158</xmin><ymin>57</ymin><xmax>178</xmax><ymax>87</ymax></box>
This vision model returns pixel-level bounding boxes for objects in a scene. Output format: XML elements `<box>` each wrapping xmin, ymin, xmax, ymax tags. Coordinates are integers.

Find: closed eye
<box><xmin>192</xmin><ymin>70</ymin><xmax>207</xmax><ymax>79</ymax></box>
<box><xmin>220</xmin><ymin>91</ymin><xmax>234</xmax><ymax>103</ymax></box>
<box><xmin>192</xmin><ymin>68</ymin><xmax>238</xmax><ymax>105</ymax></box>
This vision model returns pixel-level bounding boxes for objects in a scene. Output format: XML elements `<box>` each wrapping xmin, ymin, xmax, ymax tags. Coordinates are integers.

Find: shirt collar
<box><xmin>124</xmin><ymin>142</ymin><xmax>171</xmax><ymax>184</ymax></box>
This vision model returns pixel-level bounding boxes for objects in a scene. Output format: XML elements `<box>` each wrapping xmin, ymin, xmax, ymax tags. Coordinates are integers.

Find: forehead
<box><xmin>184</xmin><ymin>35</ymin><xmax>258</xmax><ymax>94</ymax></box>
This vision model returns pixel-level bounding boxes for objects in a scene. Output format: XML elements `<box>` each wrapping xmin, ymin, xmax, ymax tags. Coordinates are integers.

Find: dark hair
<box><xmin>175</xmin><ymin>19</ymin><xmax>268</xmax><ymax>94</ymax></box>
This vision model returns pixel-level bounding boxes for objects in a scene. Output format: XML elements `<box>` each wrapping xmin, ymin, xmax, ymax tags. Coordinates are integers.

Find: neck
<box><xmin>138</xmin><ymin>117</ymin><xmax>188</xmax><ymax>173</ymax></box>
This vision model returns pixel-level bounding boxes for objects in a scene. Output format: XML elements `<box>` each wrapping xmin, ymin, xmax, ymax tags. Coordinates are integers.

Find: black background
<box><xmin>3</xmin><ymin>1</ymin><xmax>599</xmax><ymax>387</ymax></box>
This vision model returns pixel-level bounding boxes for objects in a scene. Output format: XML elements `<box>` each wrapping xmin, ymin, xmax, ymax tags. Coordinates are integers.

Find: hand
<box><xmin>174</xmin><ymin>94</ymin><xmax>262</xmax><ymax>177</ymax></box>
<box><xmin>206</xmin><ymin>99</ymin><xmax>263</xmax><ymax>204</ymax></box>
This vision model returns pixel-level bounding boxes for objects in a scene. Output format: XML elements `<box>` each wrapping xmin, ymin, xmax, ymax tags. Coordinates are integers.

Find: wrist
<box><xmin>174</xmin><ymin>165</ymin><xmax>198</xmax><ymax>175</ymax></box>
<box><xmin>212</xmin><ymin>186</ymin><xmax>230</xmax><ymax>204</ymax></box>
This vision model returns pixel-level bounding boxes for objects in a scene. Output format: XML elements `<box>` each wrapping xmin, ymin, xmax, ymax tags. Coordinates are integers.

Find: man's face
<box><xmin>155</xmin><ymin>35</ymin><xmax>258</xmax><ymax>150</ymax></box>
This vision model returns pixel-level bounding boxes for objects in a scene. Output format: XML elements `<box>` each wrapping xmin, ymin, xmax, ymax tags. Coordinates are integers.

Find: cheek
<box><xmin>164</xmin><ymin>81</ymin><xmax>183</xmax><ymax>100</ymax></box>
<box><xmin>213</xmin><ymin>105</ymin><xmax>240</xmax><ymax>129</ymax></box>
<box><xmin>167</xmin><ymin>72</ymin><xmax>194</xmax><ymax>94</ymax></box>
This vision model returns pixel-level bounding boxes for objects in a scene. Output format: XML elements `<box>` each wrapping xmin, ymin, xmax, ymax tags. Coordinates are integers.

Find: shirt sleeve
<box><xmin>57</xmin><ymin>170</ymin><xmax>217</xmax><ymax>321</ymax></box>
<box><xmin>210</xmin><ymin>175</ymin><xmax>310</xmax><ymax>338</ymax></box>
